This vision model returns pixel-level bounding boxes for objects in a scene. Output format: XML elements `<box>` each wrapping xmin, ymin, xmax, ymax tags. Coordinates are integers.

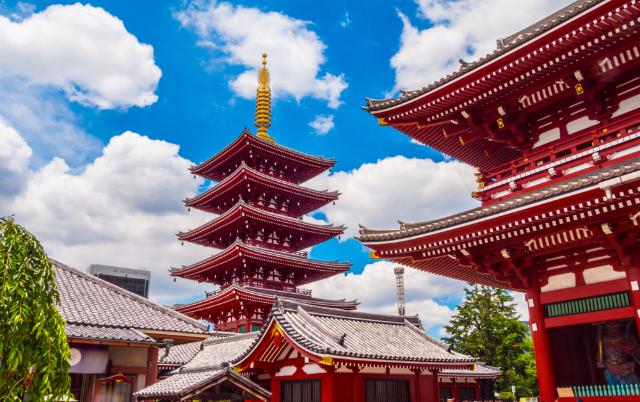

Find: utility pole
<box><xmin>394</xmin><ymin>266</ymin><xmax>406</xmax><ymax>316</ymax></box>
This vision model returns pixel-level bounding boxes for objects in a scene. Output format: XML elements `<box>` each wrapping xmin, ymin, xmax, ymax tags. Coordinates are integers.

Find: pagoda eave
<box><xmin>170</xmin><ymin>241</ymin><xmax>350</xmax><ymax>283</ymax></box>
<box><xmin>178</xmin><ymin>201</ymin><xmax>345</xmax><ymax>251</ymax></box>
<box><xmin>191</xmin><ymin>130</ymin><xmax>335</xmax><ymax>183</ymax></box>
<box><xmin>184</xmin><ymin>163</ymin><xmax>339</xmax><ymax>216</ymax></box>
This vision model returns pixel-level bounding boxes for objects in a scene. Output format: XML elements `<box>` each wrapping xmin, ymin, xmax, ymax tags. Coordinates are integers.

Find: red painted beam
<box><xmin>540</xmin><ymin>279</ymin><xmax>629</xmax><ymax>304</ymax></box>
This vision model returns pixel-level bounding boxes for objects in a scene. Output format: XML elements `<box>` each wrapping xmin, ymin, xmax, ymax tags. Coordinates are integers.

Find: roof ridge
<box><xmin>53</xmin><ymin>260</ymin><xmax>208</xmax><ymax>332</ymax></box>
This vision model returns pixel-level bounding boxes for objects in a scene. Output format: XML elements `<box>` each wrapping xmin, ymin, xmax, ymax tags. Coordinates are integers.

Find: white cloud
<box><xmin>308</xmin><ymin>260</ymin><xmax>465</xmax><ymax>336</ymax></box>
<box><xmin>309</xmin><ymin>114</ymin><xmax>335</xmax><ymax>135</ymax></box>
<box><xmin>175</xmin><ymin>1</ymin><xmax>347</xmax><ymax>108</ymax></box>
<box><xmin>0</xmin><ymin>118</ymin><xmax>31</xmax><ymax>200</ymax></box>
<box><xmin>0</xmin><ymin>3</ymin><xmax>161</xmax><ymax>109</ymax></box>
<box><xmin>0</xmin><ymin>127</ymin><xmax>213</xmax><ymax>305</ymax></box>
<box><xmin>308</xmin><ymin>156</ymin><xmax>479</xmax><ymax>238</ymax></box>
<box><xmin>391</xmin><ymin>0</ymin><xmax>573</xmax><ymax>91</ymax></box>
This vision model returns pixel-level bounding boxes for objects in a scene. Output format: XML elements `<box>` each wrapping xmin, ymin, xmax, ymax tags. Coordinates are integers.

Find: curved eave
<box><xmin>175</xmin><ymin>286</ymin><xmax>358</xmax><ymax>317</ymax></box>
<box><xmin>364</xmin><ymin>0</ymin><xmax>607</xmax><ymax>115</ymax></box>
<box><xmin>191</xmin><ymin>130</ymin><xmax>335</xmax><ymax>182</ymax></box>
<box><xmin>185</xmin><ymin>163</ymin><xmax>340</xmax><ymax>213</ymax></box>
<box><xmin>178</xmin><ymin>201</ymin><xmax>346</xmax><ymax>246</ymax></box>
<box><xmin>171</xmin><ymin>241</ymin><xmax>351</xmax><ymax>280</ymax></box>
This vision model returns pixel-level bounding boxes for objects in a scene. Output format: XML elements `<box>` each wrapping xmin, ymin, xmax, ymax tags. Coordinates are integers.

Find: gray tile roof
<box><xmin>183</xmin><ymin>333</ymin><xmax>258</xmax><ymax>371</ymax></box>
<box><xmin>134</xmin><ymin>367</ymin><xmax>271</xmax><ymax>401</ymax></box>
<box><xmin>159</xmin><ymin>341</ymin><xmax>203</xmax><ymax>367</ymax></box>
<box><xmin>359</xmin><ymin>158</ymin><xmax>640</xmax><ymax>242</ymax></box>
<box><xmin>365</xmin><ymin>0</ymin><xmax>604</xmax><ymax>112</ymax></box>
<box><xmin>442</xmin><ymin>363</ymin><xmax>501</xmax><ymax>379</ymax></box>
<box><xmin>236</xmin><ymin>300</ymin><xmax>476</xmax><ymax>366</ymax></box>
<box><xmin>135</xmin><ymin>333</ymin><xmax>265</xmax><ymax>400</ymax></box>
<box><xmin>54</xmin><ymin>260</ymin><xmax>208</xmax><ymax>342</ymax></box>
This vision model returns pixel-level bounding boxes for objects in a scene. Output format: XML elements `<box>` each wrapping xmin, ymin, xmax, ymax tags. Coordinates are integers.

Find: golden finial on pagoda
<box><xmin>255</xmin><ymin>53</ymin><xmax>274</xmax><ymax>142</ymax></box>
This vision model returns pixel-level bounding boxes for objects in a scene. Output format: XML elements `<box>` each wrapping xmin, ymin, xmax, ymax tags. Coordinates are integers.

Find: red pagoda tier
<box><xmin>361</xmin><ymin>1</ymin><xmax>640</xmax><ymax>402</ymax></box>
<box><xmin>175</xmin><ymin>54</ymin><xmax>355</xmax><ymax>332</ymax></box>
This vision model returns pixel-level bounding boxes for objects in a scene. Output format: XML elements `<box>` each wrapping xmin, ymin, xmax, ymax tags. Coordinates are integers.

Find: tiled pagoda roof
<box><xmin>178</xmin><ymin>200</ymin><xmax>346</xmax><ymax>251</ymax></box>
<box><xmin>54</xmin><ymin>260</ymin><xmax>209</xmax><ymax>343</ymax></box>
<box><xmin>170</xmin><ymin>240</ymin><xmax>350</xmax><ymax>284</ymax></box>
<box><xmin>191</xmin><ymin>129</ymin><xmax>335</xmax><ymax>183</ymax></box>
<box><xmin>364</xmin><ymin>0</ymin><xmax>604</xmax><ymax>112</ymax></box>
<box><xmin>185</xmin><ymin>162</ymin><xmax>339</xmax><ymax>216</ymax></box>
<box><xmin>135</xmin><ymin>333</ymin><xmax>269</xmax><ymax>401</ymax></box>
<box><xmin>175</xmin><ymin>284</ymin><xmax>358</xmax><ymax>317</ymax></box>
<box><xmin>235</xmin><ymin>299</ymin><xmax>476</xmax><ymax>368</ymax></box>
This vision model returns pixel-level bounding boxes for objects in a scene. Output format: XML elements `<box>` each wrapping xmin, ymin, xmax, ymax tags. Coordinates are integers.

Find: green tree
<box><xmin>0</xmin><ymin>217</ymin><xmax>70</xmax><ymax>401</ymax></box>
<box><xmin>443</xmin><ymin>285</ymin><xmax>537</xmax><ymax>397</ymax></box>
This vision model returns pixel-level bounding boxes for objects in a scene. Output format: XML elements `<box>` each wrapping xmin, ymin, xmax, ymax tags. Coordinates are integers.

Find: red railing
<box><xmin>475</xmin><ymin>115</ymin><xmax>640</xmax><ymax>203</ymax></box>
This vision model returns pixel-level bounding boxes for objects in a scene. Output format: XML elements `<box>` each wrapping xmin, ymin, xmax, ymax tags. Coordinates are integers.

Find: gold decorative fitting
<box><xmin>255</xmin><ymin>53</ymin><xmax>274</xmax><ymax>142</ymax></box>
<box><xmin>369</xmin><ymin>251</ymin><xmax>379</xmax><ymax>260</ymax></box>
<box><xmin>496</xmin><ymin>118</ymin><xmax>505</xmax><ymax>129</ymax></box>
<box><xmin>378</xmin><ymin>118</ymin><xmax>388</xmax><ymax>126</ymax></box>
<box><xmin>319</xmin><ymin>356</ymin><xmax>333</xmax><ymax>366</ymax></box>
<box><xmin>458</xmin><ymin>136</ymin><xmax>465</xmax><ymax>146</ymax></box>
<box><xmin>471</xmin><ymin>191</ymin><xmax>479</xmax><ymax>199</ymax></box>
<box><xmin>575</xmin><ymin>83</ymin><xmax>584</xmax><ymax>95</ymax></box>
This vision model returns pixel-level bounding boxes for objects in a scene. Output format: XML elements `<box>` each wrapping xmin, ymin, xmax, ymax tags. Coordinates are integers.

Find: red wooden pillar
<box><xmin>475</xmin><ymin>382</ymin><xmax>481</xmax><ymax>400</ymax></box>
<box><xmin>322</xmin><ymin>366</ymin><xmax>335</xmax><ymax>402</ymax></box>
<box><xmin>145</xmin><ymin>346</ymin><xmax>159</xmax><ymax>386</ymax></box>
<box><xmin>412</xmin><ymin>369</ymin><xmax>422</xmax><ymax>402</ymax></box>
<box><xmin>271</xmin><ymin>376</ymin><xmax>281</xmax><ymax>402</ymax></box>
<box><xmin>451</xmin><ymin>379</ymin><xmax>459</xmax><ymax>402</ymax></box>
<box><xmin>430</xmin><ymin>369</ymin><xmax>440</xmax><ymax>402</ymax></box>
<box><xmin>527</xmin><ymin>286</ymin><xmax>557</xmax><ymax>402</ymax></box>
<box><xmin>626</xmin><ymin>265</ymin><xmax>640</xmax><ymax>337</ymax></box>
<box><xmin>352</xmin><ymin>366</ymin><xmax>362</xmax><ymax>402</ymax></box>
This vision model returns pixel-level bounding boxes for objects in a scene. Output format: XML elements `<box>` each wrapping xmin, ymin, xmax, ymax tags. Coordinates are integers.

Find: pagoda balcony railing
<box><xmin>475</xmin><ymin>116</ymin><xmax>640</xmax><ymax>203</ymax></box>
<box><xmin>206</xmin><ymin>280</ymin><xmax>312</xmax><ymax>297</ymax></box>
<box><xmin>244</xmin><ymin>239</ymin><xmax>308</xmax><ymax>257</ymax></box>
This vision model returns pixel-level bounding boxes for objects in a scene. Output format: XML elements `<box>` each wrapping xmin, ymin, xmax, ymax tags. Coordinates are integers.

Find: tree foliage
<box><xmin>0</xmin><ymin>217</ymin><xmax>70</xmax><ymax>401</ymax></box>
<box><xmin>443</xmin><ymin>285</ymin><xmax>537</xmax><ymax>397</ymax></box>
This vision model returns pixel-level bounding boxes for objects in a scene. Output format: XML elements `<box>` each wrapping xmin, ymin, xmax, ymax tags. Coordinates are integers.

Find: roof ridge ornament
<box><xmin>255</xmin><ymin>53</ymin><xmax>274</xmax><ymax>143</ymax></box>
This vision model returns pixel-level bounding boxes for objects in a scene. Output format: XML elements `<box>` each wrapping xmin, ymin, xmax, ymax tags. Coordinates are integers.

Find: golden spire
<box><xmin>255</xmin><ymin>53</ymin><xmax>274</xmax><ymax>142</ymax></box>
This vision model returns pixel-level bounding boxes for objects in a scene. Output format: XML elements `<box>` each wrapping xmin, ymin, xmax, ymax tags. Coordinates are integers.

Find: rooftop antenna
<box><xmin>394</xmin><ymin>266</ymin><xmax>406</xmax><ymax>316</ymax></box>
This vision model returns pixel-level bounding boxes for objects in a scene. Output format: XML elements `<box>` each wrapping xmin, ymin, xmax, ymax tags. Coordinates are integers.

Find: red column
<box><xmin>322</xmin><ymin>366</ymin><xmax>335</xmax><ymax>402</ymax></box>
<box><xmin>527</xmin><ymin>286</ymin><xmax>557</xmax><ymax>402</ymax></box>
<box><xmin>626</xmin><ymin>265</ymin><xmax>640</xmax><ymax>337</ymax></box>
<box><xmin>430</xmin><ymin>369</ymin><xmax>440</xmax><ymax>402</ymax></box>
<box><xmin>145</xmin><ymin>346</ymin><xmax>159</xmax><ymax>386</ymax></box>
<box><xmin>412</xmin><ymin>369</ymin><xmax>422</xmax><ymax>402</ymax></box>
<box><xmin>451</xmin><ymin>379</ymin><xmax>459</xmax><ymax>402</ymax></box>
<box><xmin>352</xmin><ymin>366</ymin><xmax>362</xmax><ymax>402</ymax></box>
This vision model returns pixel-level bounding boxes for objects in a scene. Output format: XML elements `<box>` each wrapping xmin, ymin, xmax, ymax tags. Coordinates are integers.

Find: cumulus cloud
<box><xmin>309</xmin><ymin>114</ymin><xmax>335</xmax><ymax>135</ymax></box>
<box><xmin>392</xmin><ymin>0</ymin><xmax>573</xmax><ymax>91</ymax></box>
<box><xmin>308</xmin><ymin>260</ymin><xmax>465</xmax><ymax>336</ymax></box>
<box><xmin>175</xmin><ymin>1</ymin><xmax>347</xmax><ymax>108</ymax></box>
<box><xmin>0</xmin><ymin>3</ymin><xmax>161</xmax><ymax>109</ymax></box>
<box><xmin>0</xmin><ymin>127</ymin><xmax>212</xmax><ymax>305</ymax></box>
<box><xmin>0</xmin><ymin>118</ymin><xmax>31</xmax><ymax>200</ymax></box>
<box><xmin>308</xmin><ymin>156</ymin><xmax>479</xmax><ymax>238</ymax></box>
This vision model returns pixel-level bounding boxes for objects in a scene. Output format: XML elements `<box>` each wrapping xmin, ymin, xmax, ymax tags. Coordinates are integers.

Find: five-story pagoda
<box><xmin>174</xmin><ymin>54</ymin><xmax>356</xmax><ymax>332</ymax></box>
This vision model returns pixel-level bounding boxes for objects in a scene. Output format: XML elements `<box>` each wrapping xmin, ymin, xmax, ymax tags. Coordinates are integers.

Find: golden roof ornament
<box><xmin>255</xmin><ymin>53</ymin><xmax>274</xmax><ymax>142</ymax></box>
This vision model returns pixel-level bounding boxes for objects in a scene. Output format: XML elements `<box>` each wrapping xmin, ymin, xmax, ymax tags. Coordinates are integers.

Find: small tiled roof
<box><xmin>54</xmin><ymin>260</ymin><xmax>208</xmax><ymax>342</ymax></box>
<box><xmin>237</xmin><ymin>300</ymin><xmax>476</xmax><ymax>366</ymax></box>
<box><xmin>134</xmin><ymin>367</ymin><xmax>271</xmax><ymax>401</ymax></box>
<box><xmin>359</xmin><ymin>158</ymin><xmax>640</xmax><ymax>242</ymax></box>
<box><xmin>159</xmin><ymin>341</ymin><xmax>203</xmax><ymax>367</ymax></box>
<box><xmin>442</xmin><ymin>363</ymin><xmax>502</xmax><ymax>379</ymax></box>
<box><xmin>183</xmin><ymin>333</ymin><xmax>258</xmax><ymax>371</ymax></box>
<box><xmin>364</xmin><ymin>0</ymin><xmax>604</xmax><ymax>112</ymax></box>
<box><xmin>135</xmin><ymin>333</ymin><xmax>265</xmax><ymax>400</ymax></box>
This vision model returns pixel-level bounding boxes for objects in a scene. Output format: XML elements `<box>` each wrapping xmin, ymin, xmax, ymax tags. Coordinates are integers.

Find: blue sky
<box><xmin>0</xmin><ymin>0</ymin><xmax>572</xmax><ymax>334</ymax></box>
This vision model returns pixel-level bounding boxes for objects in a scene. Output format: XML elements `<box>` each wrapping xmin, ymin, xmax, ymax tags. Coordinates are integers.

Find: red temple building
<box><xmin>359</xmin><ymin>1</ymin><xmax>640</xmax><ymax>401</ymax></box>
<box><xmin>173</xmin><ymin>54</ymin><xmax>356</xmax><ymax>332</ymax></box>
